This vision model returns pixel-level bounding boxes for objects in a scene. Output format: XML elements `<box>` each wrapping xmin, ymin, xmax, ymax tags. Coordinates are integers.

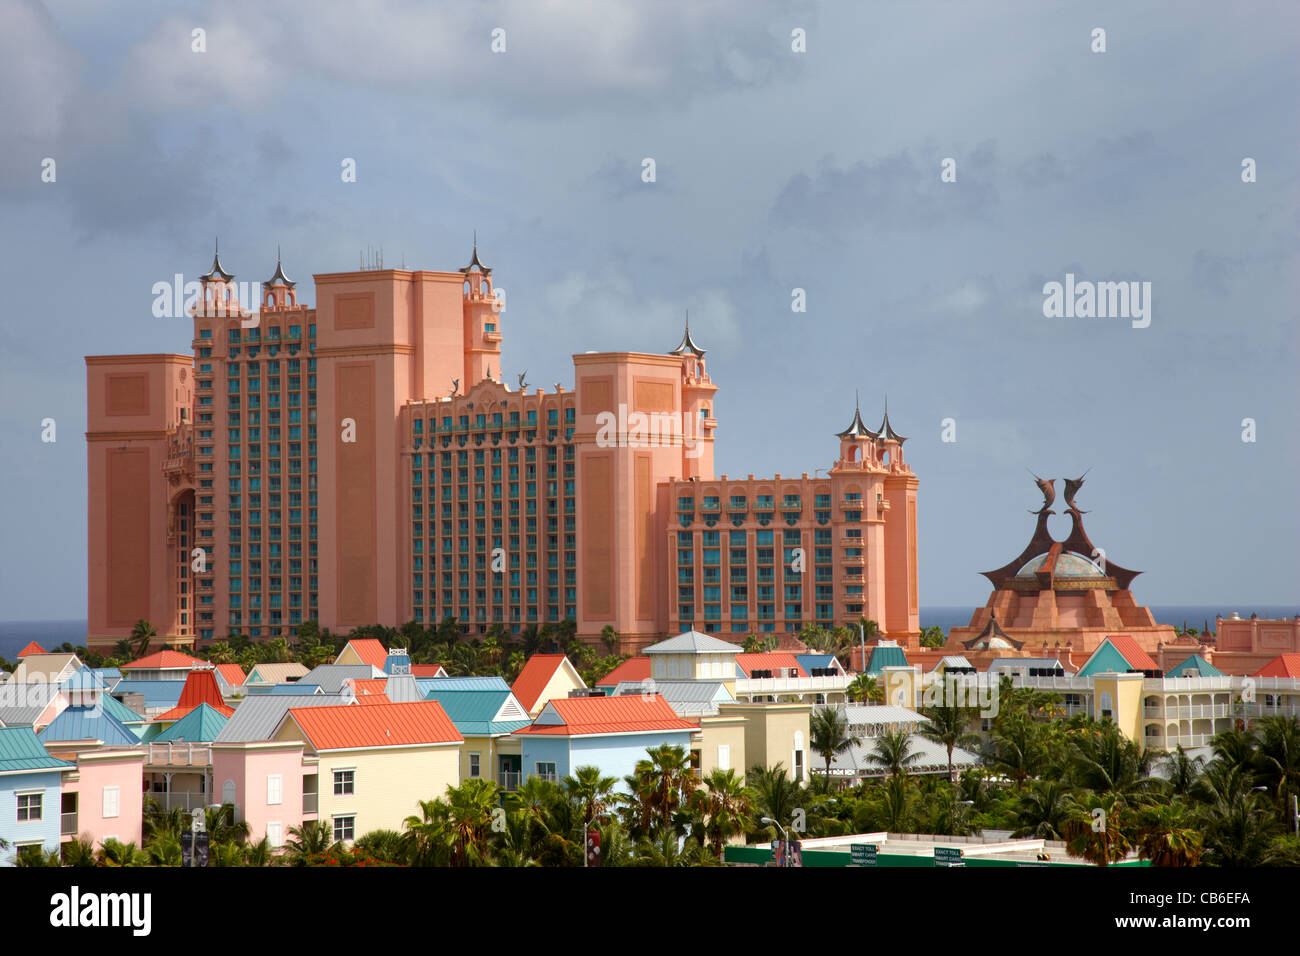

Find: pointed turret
<box><xmin>200</xmin><ymin>238</ymin><xmax>234</xmax><ymax>282</ymax></box>
<box><xmin>669</xmin><ymin>312</ymin><xmax>706</xmax><ymax>358</ymax></box>
<box><xmin>837</xmin><ymin>392</ymin><xmax>879</xmax><ymax>439</ymax></box>
<box><xmin>266</xmin><ymin>246</ymin><xmax>294</xmax><ymax>287</ymax></box>
<box><xmin>876</xmin><ymin>396</ymin><xmax>907</xmax><ymax>443</ymax></box>
<box><xmin>459</xmin><ymin>232</ymin><xmax>492</xmax><ymax>275</ymax></box>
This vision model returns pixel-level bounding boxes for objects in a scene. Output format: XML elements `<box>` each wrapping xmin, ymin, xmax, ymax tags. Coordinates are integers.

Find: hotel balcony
<box><xmin>1143</xmin><ymin>704</ymin><xmax>1231</xmax><ymax>720</ymax></box>
<box><xmin>302</xmin><ymin>792</ymin><xmax>318</xmax><ymax>816</ymax></box>
<box><xmin>146</xmin><ymin>742</ymin><xmax>212</xmax><ymax>768</ymax></box>
<box><xmin>734</xmin><ymin>674</ymin><xmax>853</xmax><ymax>701</ymax></box>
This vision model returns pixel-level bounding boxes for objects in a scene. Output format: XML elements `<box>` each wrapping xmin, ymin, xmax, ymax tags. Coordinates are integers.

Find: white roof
<box><xmin>644</xmin><ymin>631</ymin><xmax>744</xmax><ymax>655</ymax></box>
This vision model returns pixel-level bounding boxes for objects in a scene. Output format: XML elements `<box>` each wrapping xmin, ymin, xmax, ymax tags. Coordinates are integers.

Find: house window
<box><xmin>267</xmin><ymin>774</ymin><xmax>283</xmax><ymax>805</ymax></box>
<box><xmin>333</xmin><ymin>769</ymin><xmax>355</xmax><ymax>796</ymax></box>
<box><xmin>333</xmin><ymin>815</ymin><xmax>355</xmax><ymax>843</ymax></box>
<box><xmin>16</xmin><ymin>792</ymin><xmax>42</xmax><ymax>822</ymax></box>
<box><xmin>469</xmin><ymin>753</ymin><xmax>481</xmax><ymax>778</ymax></box>
<box><xmin>102</xmin><ymin>786</ymin><xmax>120</xmax><ymax>819</ymax></box>
<box><xmin>535</xmin><ymin>762</ymin><xmax>557</xmax><ymax>781</ymax></box>
<box><xmin>267</xmin><ymin>821</ymin><xmax>283</xmax><ymax>848</ymax></box>
<box><xmin>717</xmin><ymin>744</ymin><xmax>730</xmax><ymax>771</ymax></box>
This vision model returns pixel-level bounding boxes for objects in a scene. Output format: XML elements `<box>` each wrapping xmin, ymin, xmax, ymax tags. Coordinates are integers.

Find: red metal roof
<box><xmin>121</xmin><ymin>649</ymin><xmax>208</xmax><ymax>671</ymax></box>
<box><xmin>157</xmin><ymin>669</ymin><xmax>235</xmax><ymax>720</ymax></box>
<box><xmin>411</xmin><ymin>664</ymin><xmax>447</xmax><ymax>678</ymax></box>
<box><xmin>736</xmin><ymin>652</ymin><xmax>808</xmax><ymax>678</ymax></box>
<box><xmin>16</xmin><ymin>641</ymin><xmax>45</xmax><ymax>658</ymax></box>
<box><xmin>513</xmin><ymin>694</ymin><xmax>697</xmax><ymax>737</ymax></box>
<box><xmin>285</xmin><ymin>700</ymin><xmax>462</xmax><ymax>751</ymax></box>
<box><xmin>349</xmin><ymin>678</ymin><xmax>391</xmax><ymax>704</ymax></box>
<box><xmin>596</xmin><ymin>657</ymin><xmax>652</xmax><ymax>688</ymax></box>
<box><xmin>511</xmin><ymin>654</ymin><xmax>574</xmax><ymax>711</ymax></box>
<box><xmin>1255</xmin><ymin>654</ymin><xmax>1300</xmax><ymax>678</ymax></box>
<box><xmin>338</xmin><ymin>638</ymin><xmax>388</xmax><ymax>670</ymax></box>
<box><xmin>215</xmin><ymin>664</ymin><xmax>247</xmax><ymax>688</ymax></box>
<box><xmin>1107</xmin><ymin>635</ymin><xmax>1158</xmax><ymax>672</ymax></box>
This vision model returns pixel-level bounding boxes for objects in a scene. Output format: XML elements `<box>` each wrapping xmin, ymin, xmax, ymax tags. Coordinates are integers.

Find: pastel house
<box><xmin>421</xmin><ymin>686</ymin><xmax>531</xmax><ymax>789</ymax></box>
<box><xmin>42</xmin><ymin>742</ymin><xmax>145</xmax><ymax>853</ymax></box>
<box><xmin>512</xmin><ymin>695</ymin><xmax>696</xmax><ymax>787</ymax></box>
<box><xmin>0</xmin><ymin>726</ymin><xmax>75</xmax><ymax>865</ymax></box>
<box><xmin>273</xmin><ymin>700</ymin><xmax>463</xmax><ymax>843</ymax></box>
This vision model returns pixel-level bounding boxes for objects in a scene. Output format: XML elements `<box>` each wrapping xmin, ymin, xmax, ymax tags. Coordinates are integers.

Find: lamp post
<box><xmin>762</xmin><ymin>816</ymin><xmax>789</xmax><ymax>867</ymax></box>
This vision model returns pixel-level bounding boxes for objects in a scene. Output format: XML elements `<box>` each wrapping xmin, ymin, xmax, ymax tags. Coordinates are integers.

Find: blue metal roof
<box><xmin>154</xmin><ymin>703</ymin><xmax>229</xmax><ymax>742</ymax></box>
<box><xmin>111</xmin><ymin>680</ymin><xmax>187</xmax><ymax>709</ymax></box>
<box><xmin>37</xmin><ymin>705</ymin><xmax>138</xmax><ymax>746</ymax></box>
<box><xmin>797</xmin><ymin>654</ymin><xmax>837</xmax><ymax>671</ymax></box>
<box><xmin>865</xmin><ymin>644</ymin><xmax>909</xmax><ymax>675</ymax></box>
<box><xmin>416</xmin><ymin>676</ymin><xmax>511</xmax><ymax>694</ymax></box>
<box><xmin>0</xmin><ymin>726</ymin><xmax>75</xmax><ymax>774</ymax></box>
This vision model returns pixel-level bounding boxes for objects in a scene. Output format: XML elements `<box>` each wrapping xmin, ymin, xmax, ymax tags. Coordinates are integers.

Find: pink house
<box><xmin>42</xmin><ymin>743</ymin><xmax>145</xmax><ymax>850</ymax></box>
<box><xmin>211</xmin><ymin>741</ymin><xmax>314</xmax><ymax>850</ymax></box>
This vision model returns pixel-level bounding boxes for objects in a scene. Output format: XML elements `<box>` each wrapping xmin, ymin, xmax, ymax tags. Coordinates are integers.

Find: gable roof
<box><xmin>1165</xmin><ymin>655</ymin><xmax>1224</xmax><ymax>678</ymax></box>
<box><xmin>612</xmin><ymin>680</ymin><xmax>732</xmax><ymax>718</ymax></box>
<box><xmin>1255</xmin><ymin>654</ymin><xmax>1300</xmax><ymax>678</ymax></box>
<box><xmin>796</xmin><ymin>654</ymin><xmax>842</xmax><ymax>674</ymax></box>
<box><xmin>418</xmin><ymin>676</ymin><xmax>511</xmax><ymax>693</ymax></box>
<box><xmin>596</xmin><ymin>657</ymin><xmax>652</xmax><ymax>688</ymax></box>
<box><xmin>421</xmin><ymin>687</ymin><xmax>531</xmax><ymax>735</ymax></box>
<box><xmin>99</xmin><ymin>691</ymin><xmax>149</xmax><ymax>727</ymax></box>
<box><xmin>513</xmin><ymin>694</ymin><xmax>697</xmax><ymax>737</ymax></box>
<box><xmin>300</xmin><ymin>664</ymin><xmax>376</xmax><ymax>694</ymax></box>
<box><xmin>154</xmin><ymin>703</ymin><xmax>229</xmax><ymax>742</ymax></box>
<box><xmin>268</xmin><ymin>683</ymin><xmax>321</xmax><ymax>695</ymax></box>
<box><xmin>382</xmin><ymin>674</ymin><xmax>423</xmax><ymax>703</ymax></box>
<box><xmin>0</xmin><ymin>682</ymin><xmax>65</xmax><ymax>729</ymax></box>
<box><xmin>1079</xmin><ymin>635</ymin><xmax>1158</xmax><ymax>677</ymax></box>
<box><xmin>411</xmin><ymin>664</ymin><xmax>449</xmax><ymax>678</ymax></box>
<box><xmin>11</xmin><ymin>653</ymin><xmax>81</xmax><ymax>683</ymax></box>
<box><xmin>347</xmin><ymin>678</ymin><xmax>391</xmax><ymax>705</ymax></box>
<box><xmin>0</xmin><ymin>726</ymin><xmax>75</xmax><ymax>774</ymax></box>
<box><xmin>16</xmin><ymin>641</ymin><xmax>45</xmax><ymax>658</ymax></box>
<box><xmin>736</xmin><ymin>652</ymin><xmax>808</xmax><ymax>678</ymax></box>
<box><xmin>214</xmin><ymin>695</ymin><xmax>350</xmax><ymax>743</ymax></box>
<box><xmin>644</xmin><ymin>631</ymin><xmax>743</xmax><ymax>655</ymax></box>
<box><xmin>245</xmin><ymin>662</ymin><xmax>310</xmax><ymax>685</ymax></box>
<box><xmin>38</xmin><ymin>705</ymin><xmax>138</xmax><ymax>746</ymax></box>
<box><xmin>336</xmin><ymin>639</ymin><xmax>389</xmax><ymax>670</ymax></box>
<box><xmin>987</xmin><ymin>657</ymin><xmax>1071</xmax><ymax>674</ymax></box>
<box><xmin>120</xmin><ymin>649</ymin><xmax>207</xmax><ymax>671</ymax></box>
<box><xmin>111</xmin><ymin>680</ymin><xmax>187</xmax><ymax>710</ymax></box>
<box><xmin>512</xmin><ymin>654</ymin><xmax>584</xmax><ymax>712</ymax></box>
<box><xmin>156</xmin><ymin>669</ymin><xmax>235</xmax><ymax>721</ymax></box>
<box><xmin>214</xmin><ymin>664</ymin><xmax>248</xmax><ymax>690</ymax></box>
<box><xmin>281</xmin><ymin>700</ymin><xmax>462</xmax><ymax>751</ymax></box>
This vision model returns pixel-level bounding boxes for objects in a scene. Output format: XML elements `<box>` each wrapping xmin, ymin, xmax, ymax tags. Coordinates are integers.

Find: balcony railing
<box><xmin>147</xmin><ymin>742</ymin><xmax>213</xmax><ymax>767</ymax></box>
<box><xmin>302</xmin><ymin>793</ymin><xmax>318</xmax><ymax>815</ymax></box>
<box><xmin>61</xmin><ymin>812</ymin><xmax>78</xmax><ymax>836</ymax></box>
<box><xmin>147</xmin><ymin>791</ymin><xmax>209</xmax><ymax>813</ymax></box>
<box><xmin>498</xmin><ymin>771</ymin><xmax>521</xmax><ymax>792</ymax></box>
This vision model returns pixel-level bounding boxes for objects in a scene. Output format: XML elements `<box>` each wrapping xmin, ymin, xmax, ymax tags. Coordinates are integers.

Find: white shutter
<box><xmin>102</xmin><ymin>786</ymin><xmax>120</xmax><ymax>819</ymax></box>
<box><xmin>717</xmin><ymin>744</ymin><xmax>730</xmax><ymax>771</ymax></box>
<box><xmin>267</xmin><ymin>822</ymin><xmax>283</xmax><ymax>847</ymax></box>
<box><xmin>267</xmin><ymin>774</ymin><xmax>283</xmax><ymax>805</ymax></box>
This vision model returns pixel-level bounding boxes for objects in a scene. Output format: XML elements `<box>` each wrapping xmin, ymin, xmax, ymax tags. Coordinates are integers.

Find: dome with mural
<box><xmin>1016</xmin><ymin>552</ymin><xmax>1106</xmax><ymax>580</ymax></box>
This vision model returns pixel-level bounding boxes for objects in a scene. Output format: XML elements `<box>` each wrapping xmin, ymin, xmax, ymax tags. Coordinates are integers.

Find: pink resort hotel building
<box><xmin>85</xmin><ymin>244</ymin><xmax>919</xmax><ymax>653</ymax></box>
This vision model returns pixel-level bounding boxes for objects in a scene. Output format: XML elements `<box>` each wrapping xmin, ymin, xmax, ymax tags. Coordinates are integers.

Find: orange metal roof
<box><xmin>339</xmin><ymin>639</ymin><xmax>389</xmax><ymax>670</ymax></box>
<box><xmin>410</xmin><ymin>664</ymin><xmax>447</xmax><ymax>678</ymax></box>
<box><xmin>511</xmin><ymin>654</ymin><xmax>572</xmax><ymax>711</ymax></box>
<box><xmin>513</xmin><ymin>694</ymin><xmax>697</xmax><ymax>737</ymax></box>
<box><xmin>1255</xmin><ymin>654</ymin><xmax>1300</xmax><ymax>678</ymax></box>
<box><xmin>121</xmin><ymin>649</ymin><xmax>208</xmax><ymax>671</ymax></box>
<box><xmin>596</xmin><ymin>657</ymin><xmax>651</xmax><ymax>688</ymax></box>
<box><xmin>1107</xmin><ymin>634</ymin><xmax>1158</xmax><ymax>672</ymax></box>
<box><xmin>349</xmin><ymin>678</ymin><xmax>391</xmax><ymax>704</ymax></box>
<box><xmin>16</xmin><ymin>641</ymin><xmax>45</xmax><ymax>658</ymax></box>
<box><xmin>285</xmin><ymin>700</ymin><xmax>462</xmax><ymax>751</ymax></box>
<box><xmin>215</xmin><ymin>664</ymin><xmax>247</xmax><ymax>687</ymax></box>
<box><xmin>156</xmin><ymin>669</ymin><xmax>235</xmax><ymax>720</ymax></box>
<box><xmin>736</xmin><ymin>652</ymin><xmax>808</xmax><ymax>678</ymax></box>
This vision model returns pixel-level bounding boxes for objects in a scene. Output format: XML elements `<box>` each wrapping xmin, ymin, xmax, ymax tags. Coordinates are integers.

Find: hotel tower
<box><xmin>85</xmin><ymin>243</ymin><xmax>919</xmax><ymax>652</ymax></box>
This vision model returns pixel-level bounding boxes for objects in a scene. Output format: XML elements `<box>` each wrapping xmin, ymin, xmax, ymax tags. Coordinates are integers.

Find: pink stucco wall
<box><xmin>212</xmin><ymin>741</ymin><xmax>309</xmax><ymax>847</ymax></box>
<box><xmin>49</xmin><ymin>748</ymin><xmax>145</xmax><ymax>849</ymax></box>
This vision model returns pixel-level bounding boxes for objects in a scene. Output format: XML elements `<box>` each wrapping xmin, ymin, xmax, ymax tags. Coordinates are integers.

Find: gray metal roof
<box><xmin>829</xmin><ymin>734</ymin><xmax>980</xmax><ymax>777</ymax></box>
<box><xmin>987</xmin><ymin>657</ymin><xmax>1069</xmax><ymax>673</ymax></box>
<box><xmin>643</xmin><ymin>631</ymin><xmax>743</xmax><ymax>655</ymax></box>
<box><xmin>613</xmin><ymin>679</ymin><xmax>732</xmax><ymax>718</ymax></box>
<box><xmin>0</xmin><ymin>682</ymin><xmax>63</xmax><ymax>728</ymax></box>
<box><xmin>214</xmin><ymin>695</ymin><xmax>349</xmax><ymax>743</ymax></box>
<box><xmin>299</xmin><ymin>665</ymin><xmax>377</xmax><ymax>694</ymax></box>
<box><xmin>383</xmin><ymin>674</ymin><xmax>423</xmax><ymax>703</ymax></box>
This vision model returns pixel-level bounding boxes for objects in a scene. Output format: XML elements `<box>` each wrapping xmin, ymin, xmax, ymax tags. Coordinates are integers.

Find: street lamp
<box><xmin>761</xmin><ymin>816</ymin><xmax>790</xmax><ymax>867</ymax></box>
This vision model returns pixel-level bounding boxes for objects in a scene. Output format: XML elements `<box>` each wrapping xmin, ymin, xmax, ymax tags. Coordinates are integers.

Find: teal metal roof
<box><xmin>422</xmin><ymin>688</ymin><xmax>531</xmax><ymax>735</ymax></box>
<box><xmin>1077</xmin><ymin>642</ymin><xmax>1134</xmax><ymax>677</ymax></box>
<box><xmin>1165</xmin><ymin>655</ymin><xmax>1224</xmax><ymax>678</ymax></box>
<box><xmin>0</xmin><ymin>726</ymin><xmax>75</xmax><ymax>774</ymax></box>
<box><xmin>865</xmin><ymin>644</ymin><xmax>909</xmax><ymax>675</ymax></box>
<box><xmin>100</xmin><ymin>692</ymin><xmax>147</xmax><ymax>726</ymax></box>
<box><xmin>154</xmin><ymin>703</ymin><xmax>229</xmax><ymax>742</ymax></box>
<box><xmin>416</xmin><ymin>676</ymin><xmax>511</xmax><ymax>694</ymax></box>
<box><xmin>38</xmin><ymin>705</ymin><xmax>138</xmax><ymax>746</ymax></box>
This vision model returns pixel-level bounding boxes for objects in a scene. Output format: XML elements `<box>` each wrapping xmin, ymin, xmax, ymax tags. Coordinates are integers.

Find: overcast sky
<box><xmin>1</xmin><ymin>0</ymin><xmax>1296</xmax><ymax>621</ymax></box>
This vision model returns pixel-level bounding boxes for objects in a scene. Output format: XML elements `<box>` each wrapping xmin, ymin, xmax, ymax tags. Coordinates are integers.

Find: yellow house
<box><xmin>693</xmin><ymin>714</ymin><xmax>748</xmax><ymax>777</ymax></box>
<box><xmin>511</xmin><ymin>654</ymin><xmax>586</xmax><ymax>718</ymax></box>
<box><xmin>715</xmin><ymin>701</ymin><xmax>812</xmax><ymax>783</ymax></box>
<box><xmin>273</xmin><ymin>700</ymin><xmax>462</xmax><ymax>842</ymax></box>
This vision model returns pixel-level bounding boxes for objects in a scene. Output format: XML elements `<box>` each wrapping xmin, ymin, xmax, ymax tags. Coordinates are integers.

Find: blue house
<box><xmin>0</xmin><ymin>726</ymin><xmax>75</xmax><ymax>864</ymax></box>
<box><xmin>512</xmin><ymin>694</ymin><xmax>696</xmax><ymax>789</ymax></box>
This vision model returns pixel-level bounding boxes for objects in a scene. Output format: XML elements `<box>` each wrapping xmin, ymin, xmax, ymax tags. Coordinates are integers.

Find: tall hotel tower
<box><xmin>86</xmin><ymin>244</ymin><xmax>918</xmax><ymax>652</ymax></box>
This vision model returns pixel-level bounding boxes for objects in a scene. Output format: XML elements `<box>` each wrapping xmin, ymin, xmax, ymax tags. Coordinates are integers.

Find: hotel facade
<box><xmin>85</xmin><ymin>245</ymin><xmax>918</xmax><ymax>652</ymax></box>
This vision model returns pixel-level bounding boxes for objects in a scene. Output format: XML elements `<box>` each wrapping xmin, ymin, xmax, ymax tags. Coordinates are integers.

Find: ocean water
<box><xmin>2</xmin><ymin>605</ymin><xmax>1296</xmax><ymax>663</ymax></box>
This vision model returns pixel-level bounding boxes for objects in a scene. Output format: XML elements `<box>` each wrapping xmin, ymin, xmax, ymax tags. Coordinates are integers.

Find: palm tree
<box><xmin>621</xmin><ymin>745</ymin><xmax>697</xmax><ymax>839</ymax></box>
<box><xmin>144</xmin><ymin>832</ymin><xmax>183</xmax><ymax>866</ymax></box>
<box><xmin>441</xmin><ymin>778</ymin><xmax>501</xmax><ymax>866</ymax></box>
<box><xmin>1013</xmin><ymin>778</ymin><xmax>1073</xmax><ymax>839</ymax></box>
<box><xmin>284</xmin><ymin>821</ymin><xmax>335</xmax><ymax>866</ymax></box>
<box><xmin>690</xmin><ymin>769</ymin><xmax>756</xmax><ymax>857</ymax></box>
<box><xmin>493</xmin><ymin>808</ymin><xmax>540</xmax><ymax>867</ymax></box>
<box><xmin>632</xmin><ymin>828</ymin><xmax>713</xmax><ymax>867</ymax></box>
<box><xmin>401</xmin><ymin>799</ymin><xmax>452</xmax><ymax>867</ymax></box>
<box><xmin>204</xmin><ymin>802</ymin><xmax>250</xmax><ymax>845</ymax></box>
<box><xmin>1067</xmin><ymin>722</ymin><xmax>1159</xmax><ymax>800</ymax></box>
<box><xmin>61</xmin><ymin>835</ymin><xmax>98</xmax><ymax>867</ymax></box>
<box><xmin>353</xmin><ymin>829</ymin><xmax>406</xmax><ymax>864</ymax></box>
<box><xmin>1062</xmin><ymin>791</ymin><xmax>1135</xmax><ymax>866</ymax></box>
<box><xmin>1133</xmin><ymin>803</ymin><xmax>1204</xmax><ymax>867</ymax></box>
<box><xmin>746</xmin><ymin>763</ymin><xmax>802</xmax><ymax>837</ymax></box>
<box><xmin>865</xmin><ymin>728</ymin><xmax>922</xmax><ymax>779</ymax></box>
<box><xmin>1190</xmin><ymin>759</ymin><xmax>1281</xmax><ymax>866</ymax></box>
<box><xmin>809</xmin><ymin>706</ymin><xmax>861</xmax><ymax>781</ymax></box>
<box><xmin>847</xmin><ymin>673</ymin><xmax>882</xmax><ymax>704</ymax></box>
<box><xmin>1160</xmin><ymin>745</ymin><xmax>1205</xmax><ymax>796</ymax></box>
<box><xmin>982</xmin><ymin>712</ymin><xmax>1053</xmax><ymax>789</ymax></box>
<box><xmin>1254</xmin><ymin>715</ymin><xmax>1300</xmax><ymax>821</ymax></box>
<box><xmin>563</xmin><ymin>765</ymin><xmax>618</xmax><ymax>829</ymax></box>
<box><xmin>96</xmin><ymin>838</ymin><xmax>146</xmax><ymax>867</ymax></box>
<box><xmin>130</xmin><ymin>619</ymin><xmax>157</xmax><ymax>658</ymax></box>
<box><xmin>919</xmin><ymin>701</ymin><xmax>981</xmax><ymax>782</ymax></box>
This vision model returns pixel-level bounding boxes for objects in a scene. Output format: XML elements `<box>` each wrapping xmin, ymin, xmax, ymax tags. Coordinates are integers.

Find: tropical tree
<box><xmin>440</xmin><ymin>778</ymin><xmax>502</xmax><ymax>866</ymax></box>
<box><xmin>1061</xmin><ymin>791</ymin><xmax>1135</xmax><ymax>866</ymax></box>
<box><xmin>130</xmin><ymin>619</ymin><xmax>157</xmax><ymax>658</ymax></box>
<box><xmin>621</xmin><ymin>745</ymin><xmax>698</xmax><ymax>840</ymax></box>
<box><xmin>1160</xmin><ymin>746</ymin><xmax>1205</xmax><ymax>797</ymax></box>
<box><xmin>690</xmin><ymin>769</ymin><xmax>756</xmax><ymax>857</ymax></box>
<box><xmin>809</xmin><ymin>706</ymin><xmax>861</xmax><ymax>781</ymax></box>
<box><xmin>746</xmin><ymin>763</ymin><xmax>802</xmax><ymax>837</ymax></box>
<box><xmin>1133</xmin><ymin>803</ymin><xmax>1204</xmax><ymax>867</ymax></box>
<box><xmin>919</xmin><ymin>700</ymin><xmax>981</xmax><ymax>781</ymax></box>
<box><xmin>284</xmin><ymin>821</ymin><xmax>336</xmax><ymax>866</ymax></box>
<box><xmin>865</xmin><ymin>728</ymin><xmax>922</xmax><ymax>779</ymax></box>
<box><xmin>563</xmin><ymin>765</ymin><xmax>618</xmax><ymax>829</ymax></box>
<box><xmin>96</xmin><ymin>838</ymin><xmax>146</xmax><ymax>867</ymax></box>
<box><xmin>1012</xmin><ymin>778</ymin><xmax>1074</xmax><ymax>840</ymax></box>
<box><xmin>1255</xmin><ymin>716</ymin><xmax>1300</xmax><ymax>821</ymax></box>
